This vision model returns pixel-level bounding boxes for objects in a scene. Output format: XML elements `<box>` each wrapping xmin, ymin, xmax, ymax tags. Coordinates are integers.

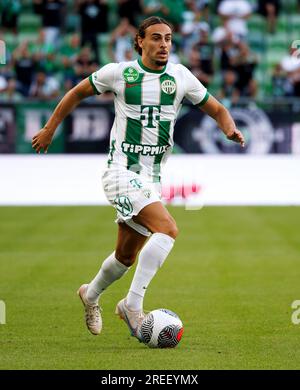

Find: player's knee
<box><xmin>154</xmin><ymin>218</ymin><xmax>179</xmax><ymax>239</ymax></box>
<box><xmin>167</xmin><ymin>223</ymin><xmax>179</xmax><ymax>239</ymax></box>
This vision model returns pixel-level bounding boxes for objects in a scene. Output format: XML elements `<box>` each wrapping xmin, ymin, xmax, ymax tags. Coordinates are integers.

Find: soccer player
<box><xmin>32</xmin><ymin>16</ymin><xmax>245</xmax><ymax>340</ymax></box>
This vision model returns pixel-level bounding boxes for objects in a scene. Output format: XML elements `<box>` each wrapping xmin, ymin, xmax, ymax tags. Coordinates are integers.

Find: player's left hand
<box><xmin>32</xmin><ymin>127</ymin><xmax>54</xmax><ymax>154</ymax></box>
<box><xmin>226</xmin><ymin>129</ymin><xmax>245</xmax><ymax>148</ymax></box>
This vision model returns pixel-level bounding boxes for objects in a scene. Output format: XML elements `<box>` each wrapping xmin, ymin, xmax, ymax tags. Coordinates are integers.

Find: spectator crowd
<box><xmin>1</xmin><ymin>0</ymin><xmax>300</xmax><ymax>105</ymax></box>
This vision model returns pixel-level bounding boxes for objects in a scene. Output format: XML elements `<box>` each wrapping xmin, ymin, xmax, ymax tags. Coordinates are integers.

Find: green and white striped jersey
<box><xmin>89</xmin><ymin>58</ymin><xmax>209</xmax><ymax>182</ymax></box>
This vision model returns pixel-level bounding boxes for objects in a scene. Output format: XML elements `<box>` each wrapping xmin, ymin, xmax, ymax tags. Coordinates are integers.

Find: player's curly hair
<box><xmin>134</xmin><ymin>16</ymin><xmax>173</xmax><ymax>56</ymax></box>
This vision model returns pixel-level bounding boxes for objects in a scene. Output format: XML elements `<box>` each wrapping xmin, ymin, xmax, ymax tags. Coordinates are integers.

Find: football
<box><xmin>140</xmin><ymin>308</ymin><xmax>184</xmax><ymax>348</ymax></box>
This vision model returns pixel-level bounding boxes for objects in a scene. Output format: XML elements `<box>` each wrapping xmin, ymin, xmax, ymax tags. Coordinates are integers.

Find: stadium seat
<box><xmin>249</xmin><ymin>32</ymin><xmax>266</xmax><ymax>53</ymax></box>
<box><xmin>18</xmin><ymin>13</ymin><xmax>42</xmax><ymax>33</ymax></box>
<box><xmin>282</xmin><ymin>0</ymin><xmax>298</xmax><ymax>14</ymax></box>
<box><xmin>18</xmin><ymin>32</ymin><xmax>37</xmax><ymax>43</ymax></box>
<box><xmin>107</xmin><ymin>0</ymin><xmax>119</xmax><ymax>30</ymax></box>
<box><xmin>276</xmin><ymin>16</ymin><xmax>289</xmax><ymax>33</ymax></box>
<box><xmin>21</xmin><ymin>0</ymin><xmax>34</xmax><ymax>13</ymax></box>
<box><xmin>265</xmin><ymin>49</ymin><xmax>287</xmax><ymax>66</ymax></box>
<box><xmin>248</xmin><ymin>15</ymin><xmax>266</xmax><ymax>33</ymax></box>
<box><xmin>98</xmin><ymin>33</ymin><xmax>111</xmax><ymax>65</ymax></box>
<box><xmin>265</xmin><ymin>32</ymin><xmax>288</xmax><ymax>51</ymax></box>
<box><xmin>289</xmin><ymin>14</ymin><xmax>300</xmax><ymax>31</ymax></box>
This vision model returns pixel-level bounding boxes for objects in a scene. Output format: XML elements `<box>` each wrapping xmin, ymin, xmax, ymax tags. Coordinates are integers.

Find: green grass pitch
<box><xmin>0</xmin><ymin>206</ymin><xmax>300</xmax><ymax>370</ymax></box>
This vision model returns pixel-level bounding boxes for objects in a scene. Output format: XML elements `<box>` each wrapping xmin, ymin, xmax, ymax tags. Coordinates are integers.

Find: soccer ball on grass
<box><xmin>140</xmin><ymin>308</ymin><xmax>183</xmax><ymax>348</ymax></box>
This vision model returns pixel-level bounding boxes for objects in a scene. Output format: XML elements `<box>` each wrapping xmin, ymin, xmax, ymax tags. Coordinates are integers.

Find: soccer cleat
<box><xmin>115</xmin><ymin>298</ymin><xmax>145</xmax><ymax>341</ymax></box>
<box><xmin>77</xmin><ymin>284</ymin><xmax>102</xmax><ymax>335</ymax></box>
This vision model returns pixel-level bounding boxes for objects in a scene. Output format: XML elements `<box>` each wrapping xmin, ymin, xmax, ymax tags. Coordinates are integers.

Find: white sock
<box><xmin>126</xmin><ymin>233</ymin><xmax>175</xmax><ymax>311</ymax></box>
<box><xmin>86</xmin><ymin>252</ymin><xmax>129</xmax><ymax>304</ymax></box>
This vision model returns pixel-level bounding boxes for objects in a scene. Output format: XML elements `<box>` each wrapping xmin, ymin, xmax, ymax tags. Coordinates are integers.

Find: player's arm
<box><xmin>32</xmin><ymin>78</ymin><xmax>95</xmax><ymax>153</ymax></box>
<box><xmin>200</xmin><ymin>94</ymin><xmax>245</xmax><ymax>147</ymax></box>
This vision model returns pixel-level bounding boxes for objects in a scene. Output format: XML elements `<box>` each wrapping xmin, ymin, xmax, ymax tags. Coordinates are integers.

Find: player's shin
<box><xmin>126</xmin><ymin>233</ymin><xmax>175</xmax><ymax>311</ymax></box>
<box><xmin>86</xmin><ymin>251</ymin><xmax>129</xmax><ymax>304</ymax></box>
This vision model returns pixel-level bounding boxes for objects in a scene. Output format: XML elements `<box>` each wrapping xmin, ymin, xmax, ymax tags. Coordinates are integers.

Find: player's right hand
<box><xmin>32</xmin><ymin>127</ymin><xmax>53</xmax><ymax>154</ymax></box>
<box><xmin>226</xmin><ymin>129</ymin><xmax>245</xmax><ymax>148</ymax></box>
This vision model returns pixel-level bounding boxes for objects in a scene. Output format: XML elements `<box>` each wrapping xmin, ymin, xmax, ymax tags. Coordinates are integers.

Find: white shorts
<box><xmin>101</xmin><ymin>168</ymin><xmax>162</xmax><ymax>237</ymax></box>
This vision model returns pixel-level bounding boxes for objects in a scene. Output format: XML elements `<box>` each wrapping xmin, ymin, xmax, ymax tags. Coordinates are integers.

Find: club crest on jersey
<box><xmin>161</xmin><ymin>79</ymin><xmax>176</xmax><ymax>95</ymax></box>
<box><xmin>123</xmin><ymin>67</ymin><xmax>139</xmax><ymax>83</ymax></box>
<box><xmin>114</xmin><ymin>195</ymin><xmax>133</xmax><ymax>217</ymax></box>
<box><xmin>143</xmin><ymin>189</ymin><xmax>152</xmax><ymax>198</ymax></box>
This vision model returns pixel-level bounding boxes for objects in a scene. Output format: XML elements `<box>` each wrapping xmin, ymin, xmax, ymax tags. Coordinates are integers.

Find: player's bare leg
<box><xmin>116</xmin><ymin>201</ymin><xmax>178</xmax><ymax>339</ymax></box>
<box><xmin>115</xmin><ymin>222</ymin><xmax>148</xmax><ymax>267</ymax></box>
<box><xmin>133</xmin><ymin>201</ymin><xmax>178</xmax><ymax>238</ymax></box>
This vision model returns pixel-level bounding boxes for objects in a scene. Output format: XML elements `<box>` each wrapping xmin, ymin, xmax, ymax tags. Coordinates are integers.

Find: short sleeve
<box><xmin>181</xmin><ymin>65</ymin><xmax>209</xmax><ymax>106</ymax></box>
<box><xmin>89</xmin><ymin>63</ymin><xmax>118</xmax><ymax>95</ymax></box>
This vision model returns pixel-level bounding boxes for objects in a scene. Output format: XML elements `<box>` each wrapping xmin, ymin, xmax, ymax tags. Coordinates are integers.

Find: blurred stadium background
<box><xmin>1</xmin><ymin>0</ymin><xmax>300</xmax><ymax>371</ymax></box>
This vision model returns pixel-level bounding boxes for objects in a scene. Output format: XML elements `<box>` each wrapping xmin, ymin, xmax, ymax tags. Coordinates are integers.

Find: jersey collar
<box><xmin>137</xmin><ymin>58</ymin><xmax>167</xmax><ymax>74</ymax></box>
